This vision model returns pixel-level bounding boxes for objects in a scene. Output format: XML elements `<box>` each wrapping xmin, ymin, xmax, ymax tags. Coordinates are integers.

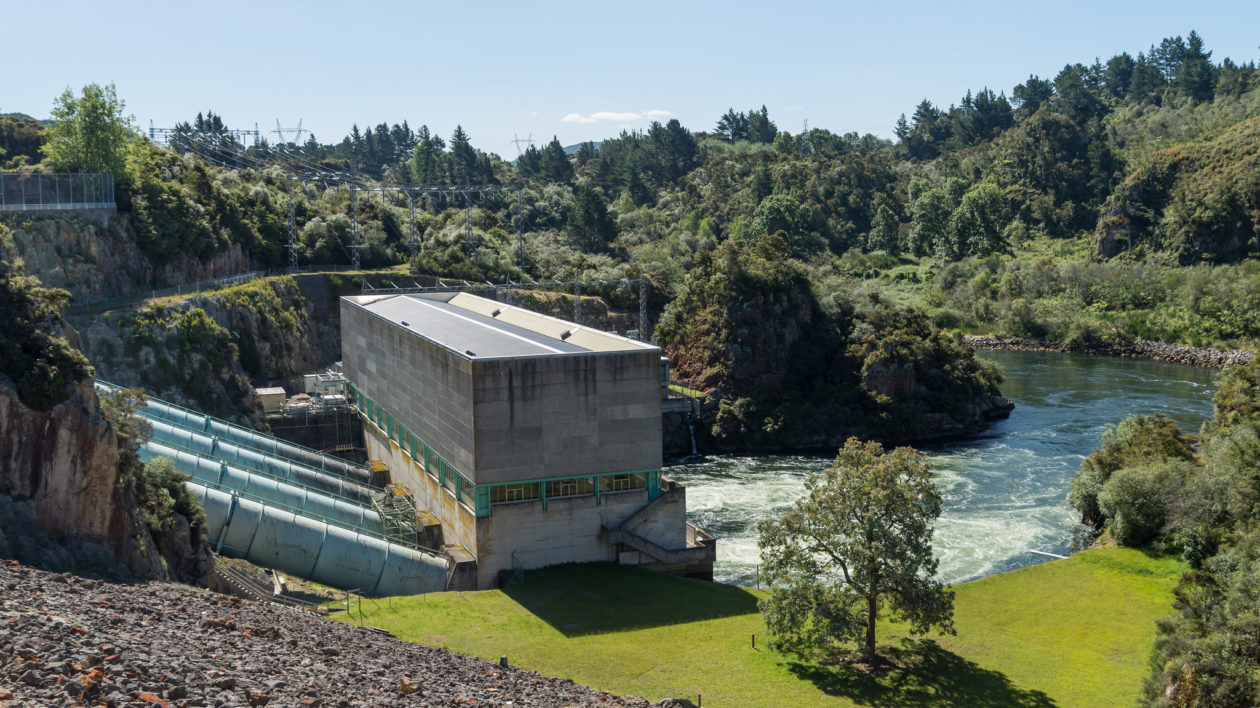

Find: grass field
<box><xmin>333</xmin><ymin>547</ymin><xmax>1184</xmax><ymax>707</ymax></box>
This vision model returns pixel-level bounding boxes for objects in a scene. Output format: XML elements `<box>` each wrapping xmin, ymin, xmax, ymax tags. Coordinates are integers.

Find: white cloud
<box><xmin>561</xmin><ymin>109</ymin><xmax>674</xmax><ymax>124</ymax></box>
<box><xmin>590</xmin><ymin>111</ymin><xmax>643</xmax><ymax>121</ymax></box>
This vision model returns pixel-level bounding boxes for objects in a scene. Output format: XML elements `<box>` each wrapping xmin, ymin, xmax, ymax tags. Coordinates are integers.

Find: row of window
<box><xmin>486</xmin><ymin>473</ymin><xmax>647</xmax><ymax>505</ymax></box>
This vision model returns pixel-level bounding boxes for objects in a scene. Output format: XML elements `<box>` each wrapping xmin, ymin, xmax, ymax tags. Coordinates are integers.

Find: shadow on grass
<box><xmin>787</xmin><ymin>639</ymin><xmax>1056</xmax><ymax>708</ymax></box>
<box><xmin>503</xmin><ymin>563</ymin><xmax>760</xmax><ymax>636</ymax></box>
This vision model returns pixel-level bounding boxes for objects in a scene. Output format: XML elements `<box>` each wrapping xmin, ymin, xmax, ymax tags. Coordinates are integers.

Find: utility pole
<box><xmin>287</xmin><ymin>177</ymin><xmax>298</xmax><ymax>271</ymax></box>
<box><xmin>350</xmin><ymin>184</ymin><xmax>361</xmax><ymax>271</ymax></box>
<box><xmin>407</xmin><ymin>192</ymin><xmax>419</xmax><ymax>261</ymax></box>
<box><xmin>639</xmin><ymin>277</ymin><xmax>648</xmax><ymax>342</ymax></box>
<box><xmin>573</xmin><ymin>279</ymin><xmax>580</xmax><ymax>324</ymax></box>
<box><xmin>463</xmin><ymin>191</ymin><xmax>473</xmax><ymax>258</ymax></box>
<box><xmin>516</xmin><ymin>189</ymin><xmax>525</xmax><ymax>271</ymax></box>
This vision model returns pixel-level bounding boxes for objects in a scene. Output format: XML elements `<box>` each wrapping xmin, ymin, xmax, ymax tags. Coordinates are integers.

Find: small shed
<box><xmin>255</xmin><ymin>386</ymin><xmax>287</xmax><ymax>413</ymax></box>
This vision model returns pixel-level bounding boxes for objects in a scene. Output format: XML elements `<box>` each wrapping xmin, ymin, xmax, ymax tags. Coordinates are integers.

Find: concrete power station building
<box><xmin>340</xmin><ymin>292</ymin><xmax>715</xmax><ymax>589</ymax></box>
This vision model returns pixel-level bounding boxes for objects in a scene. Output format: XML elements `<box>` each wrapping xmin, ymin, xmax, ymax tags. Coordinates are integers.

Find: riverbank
<box><xmin>964</xmin><ymin>335</ymin><xmax>1255</xmax><ymax>369</ymax></box>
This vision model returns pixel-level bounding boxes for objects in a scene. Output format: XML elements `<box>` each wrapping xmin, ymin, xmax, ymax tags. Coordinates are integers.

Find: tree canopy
<box><xmin>757</xmin><ymin>437</ymin><xmax>955</xmax><ymax>660</ymax></box>
<box><xmin>40</xmin><ymin>82</ymin><xmax>135</xmax><ymax>182</ymax></box>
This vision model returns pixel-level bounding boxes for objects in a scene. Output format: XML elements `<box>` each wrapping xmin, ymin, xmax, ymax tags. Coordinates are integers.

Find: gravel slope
<box><xmin>0</xmin><ymin>561</ymin><xmax>674</xmax><ymax>707</ymax></box>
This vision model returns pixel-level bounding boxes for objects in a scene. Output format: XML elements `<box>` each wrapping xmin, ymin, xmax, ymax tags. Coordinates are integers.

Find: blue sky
<box><xmin>6</xmin><ymin>1</ymin><xmax>1259</xmax><ymax>156</ymax></box>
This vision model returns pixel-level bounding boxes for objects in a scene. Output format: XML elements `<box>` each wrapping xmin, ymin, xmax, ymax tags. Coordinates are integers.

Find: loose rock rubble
<box><xmin>0</xmin><ymin>561</ymin><xmax>670</xmax><ymax>707</ymax></box>
<box><xmin>964</xmin><ymin>335</ymin><xmax>1255</xmax><ymax>369</ymax></box>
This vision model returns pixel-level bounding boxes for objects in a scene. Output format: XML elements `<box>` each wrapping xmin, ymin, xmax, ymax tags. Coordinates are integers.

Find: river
<box><xmin>669</xmin><ymin>350</ymin><xmax>1220</xmax><ymax>587</ymax></box>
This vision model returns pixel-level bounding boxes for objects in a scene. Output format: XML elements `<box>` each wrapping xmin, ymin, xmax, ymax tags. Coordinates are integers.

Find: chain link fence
<box><xmin>0</xmin><ymin>172</ymin><xmax>115</xmax><ymax>212</ymax></box>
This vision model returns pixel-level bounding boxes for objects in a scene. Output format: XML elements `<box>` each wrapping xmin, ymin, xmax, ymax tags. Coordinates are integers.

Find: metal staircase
<box><xmin>372</xmin><ymin>482</ymin><xmax>422</xmax><ymax>547</ymax></box>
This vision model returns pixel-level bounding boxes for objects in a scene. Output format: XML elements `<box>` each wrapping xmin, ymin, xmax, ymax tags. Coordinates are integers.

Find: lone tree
<box><xmin>757</xmin><ymin>437</ymin><xmax>955</xmax><ymax>661</ymax></box>
<box><xmin>40</xmin><ymin>82</ymin><xmax>135</xmax><ymax>182</ymax></box>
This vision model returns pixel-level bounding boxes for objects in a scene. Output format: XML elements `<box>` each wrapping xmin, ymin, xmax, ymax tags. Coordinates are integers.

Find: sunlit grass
<box><xmin>331</xmin><ymin>546</ymin><xmax>1182</xmax><ymax>707</ymax></box>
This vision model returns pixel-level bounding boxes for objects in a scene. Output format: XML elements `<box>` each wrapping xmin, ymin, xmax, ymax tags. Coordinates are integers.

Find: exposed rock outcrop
<box><xmin>7</xmin><ymin>215</ymin><xmax>252</xmax><ymax>305</ymax></box>
<box><xmin>658</xmin><ymin>242</ymin><xmax>1012</xmax><ymax>452</ymax></box>
<box><xmin>73</xmin><ymin>277</ymin><xmax>340</xmax><ymax>426</ymax></box>
<box><xmin>0</xmin><ymin>379</ymin><xmax>125</xmax><ymax>558</ymax></box>
<box><xmin>0</xmin><ymin>379</ymin><xmax>209</xmax><ymax>583</ymax></box>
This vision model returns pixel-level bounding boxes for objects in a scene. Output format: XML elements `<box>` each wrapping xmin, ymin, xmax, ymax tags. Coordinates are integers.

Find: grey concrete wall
<box><xmin>471</xmin><ymin>351</ymin><xmax>662</xmax><ymax>483</ymax></box>
<box><xmin>361</xmin><ymin>421</ymin><xmax>478</xmax><ymax>555</ymax></box>
<box><xmin>625</xmin><ymin>484</ymin><xmax>687</xmax><ymax>549</ymax></box>
<box><xmin>474</xmin><ymin>490</ymin><xmax>649</xmax><ymax>588</ymax></box>
<box><xmin>342</xmin><ymin>299</ymin><xmax>476</xmax><ymax>475</ymax></box>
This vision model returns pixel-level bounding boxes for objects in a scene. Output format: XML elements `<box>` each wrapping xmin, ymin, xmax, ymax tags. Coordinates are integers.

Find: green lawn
<box><xmin>332</xmin><ymin>547</ymin><xmax>1184</xmax><ymax>707</ymax></box>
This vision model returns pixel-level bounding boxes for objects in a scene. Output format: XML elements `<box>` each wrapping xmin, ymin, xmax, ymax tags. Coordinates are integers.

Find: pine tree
<box><xmin>540</xmin><ymin>136</ymin><xmax>575</xmax><ymax>182</ymax></box>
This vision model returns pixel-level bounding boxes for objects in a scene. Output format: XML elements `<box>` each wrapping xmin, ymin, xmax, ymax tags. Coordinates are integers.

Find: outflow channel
<box><xmin>95</xmin><ymin>382</ymin><xmax>447</xmax><ymax>596</ymax></box>
<box><xmin>671</xmin><ymin>351</ymin><xmax>1219</xmax><ymax>587</ymax></box>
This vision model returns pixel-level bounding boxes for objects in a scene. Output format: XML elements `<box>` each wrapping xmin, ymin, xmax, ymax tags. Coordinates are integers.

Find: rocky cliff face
<box><xmin>658</xmin><ymin>242</ymin><xmax>1012</xmax><ymax>452</ymax></box>
<box><xmin>0</xmin><ymin>379</ymin><xmax>208</xmax><ymax>582</ymax></box>
<box><xmin>0</xmin><ymin>380</ymin><xmax>124</xmax><ymax>556</ymax></box>
<box><xmin>73</xmin><ymin>277</ymin><xmax>339</xmax><ymax>426</ymax></box>
<box><xmin>8</xmin><ymin>214</ymin><xmax>252</xmax><ymax>304</ymax></box>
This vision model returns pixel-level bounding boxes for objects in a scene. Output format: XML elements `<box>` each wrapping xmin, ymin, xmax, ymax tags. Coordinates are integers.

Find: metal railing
<box><xmin>0</xmin><ymin>172</ymin><xmax>115</xmax><ymax>212</ymax></box>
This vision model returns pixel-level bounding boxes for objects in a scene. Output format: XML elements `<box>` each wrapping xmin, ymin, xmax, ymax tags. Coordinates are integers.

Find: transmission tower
<box><xmin>516</xmin><ymin>190</ymin><xmax>525</xmax><ymax>271</ymax></box>
<box><xmin>273</xmin><ymin>119</ymin><xmax>307</xmax><ymax>145</ymax></box>
<box><xmin>406</xmin><ymin>192</ymin><xmax>420</xmax><ymax>261</ymax></box>
<box><xmin>511</xmin><ymin>133</ymin><xmax>535</xmax><ymax>156</ymax></box>
<box><xmin>462</xmin><ymin>191</ymin><xmax>474</xmax><ymax>257</ymax></box>
<box><xmin>800</xmin><ymin>119</ymin><xmax>813</xmax><ymax>156</ymax></box>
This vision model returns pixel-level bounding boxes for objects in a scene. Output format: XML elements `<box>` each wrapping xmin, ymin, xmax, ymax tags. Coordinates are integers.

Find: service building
<box><xmin>340</xmin><ymin>292</ymin><xmax>715</xmax><ymax>589</ymax></box>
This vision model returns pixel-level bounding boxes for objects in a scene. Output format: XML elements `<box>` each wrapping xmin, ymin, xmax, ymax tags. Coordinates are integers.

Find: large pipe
<box><xmin>141</xmin><ymin>398</ymin><xmax>374</xmax><ymax>486</ymax></box>
<box><xmin>192</xmin><ymin>482</ymin><xmax>447</xmax><ymax>596</ymax></box>
<box><xmin>139</xmin><ymin>442</ymin><xmax>382</xmax><ymax>532</ymax></box>
<box><xmin>146</xmin><ymin>419</ymin><xmax>377</xmax><ymax>505</ymax></box>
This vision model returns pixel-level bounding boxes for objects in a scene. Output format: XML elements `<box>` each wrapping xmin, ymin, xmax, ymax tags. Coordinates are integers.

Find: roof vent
<box><xmin>560</xmin><ymin>330</ymin><xmax>573</xmax><ymax>340</ymax></box>
<box><xmin>401</xmin><ymin>320</ymin><xmax>410</xmax><ymax>326</ymax></box>
<box><xmin>491</xmin><ymin>308</ymin><xmax>502</xmax><ymax>317</ymax></box>
<box><xmin>465</xmin><ymin>349</ymin><xmax>477</xmax><ymax>357</ymax></box>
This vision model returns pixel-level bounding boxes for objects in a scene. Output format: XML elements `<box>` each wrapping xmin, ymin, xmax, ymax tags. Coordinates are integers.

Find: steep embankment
<box><xmin>74</xmin><ymin>277</ymin><xmax>339</xmax><ymax>425</ymax></box>
<box><xmin>7</xmin><ymin>214</ymin><xmax>252</xmax><ymax>305</ymax></box>
<box><xmin>0</xmin><ymin>221</ymin><xmax>206</xmax><ymax>582</ymax></box>
<box><xmin>658</xmin><ymin>238</ymin><xmax>1010</xmax><ymax>451</ymax></box>
<box><xmin>0</xmin><ymin>562</ymin><xmax>668</xmax><ymax>707</ymax></box>
<box><xmin>0</xmin><ymin>380</ymin><xmax>206</xmax><ymax>583</ymax></box>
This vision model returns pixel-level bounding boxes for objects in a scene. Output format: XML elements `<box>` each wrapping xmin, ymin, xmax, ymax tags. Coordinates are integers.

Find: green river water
<box><xmin>669</xmin><ymin>350</ymin><xmax>1220</xmax><ymax>587</ymax></box>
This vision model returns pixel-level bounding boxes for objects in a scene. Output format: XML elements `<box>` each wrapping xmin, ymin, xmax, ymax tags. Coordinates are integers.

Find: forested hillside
<box><xmin>4</xmin><ymin>31</ymin><xmax>1259</xmax><ymax>446</ymax></box>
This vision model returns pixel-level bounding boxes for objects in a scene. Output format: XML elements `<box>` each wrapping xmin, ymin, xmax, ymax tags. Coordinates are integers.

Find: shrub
<box><xmin>1098</xmin><ymin>460</ymin><xmax>1188</xmax><ymax>546</ymax></box>
<box><xmin>1070</xmin><ymin>414</ymin><xmax>1195</xmax><ymax>528</ymax></box>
